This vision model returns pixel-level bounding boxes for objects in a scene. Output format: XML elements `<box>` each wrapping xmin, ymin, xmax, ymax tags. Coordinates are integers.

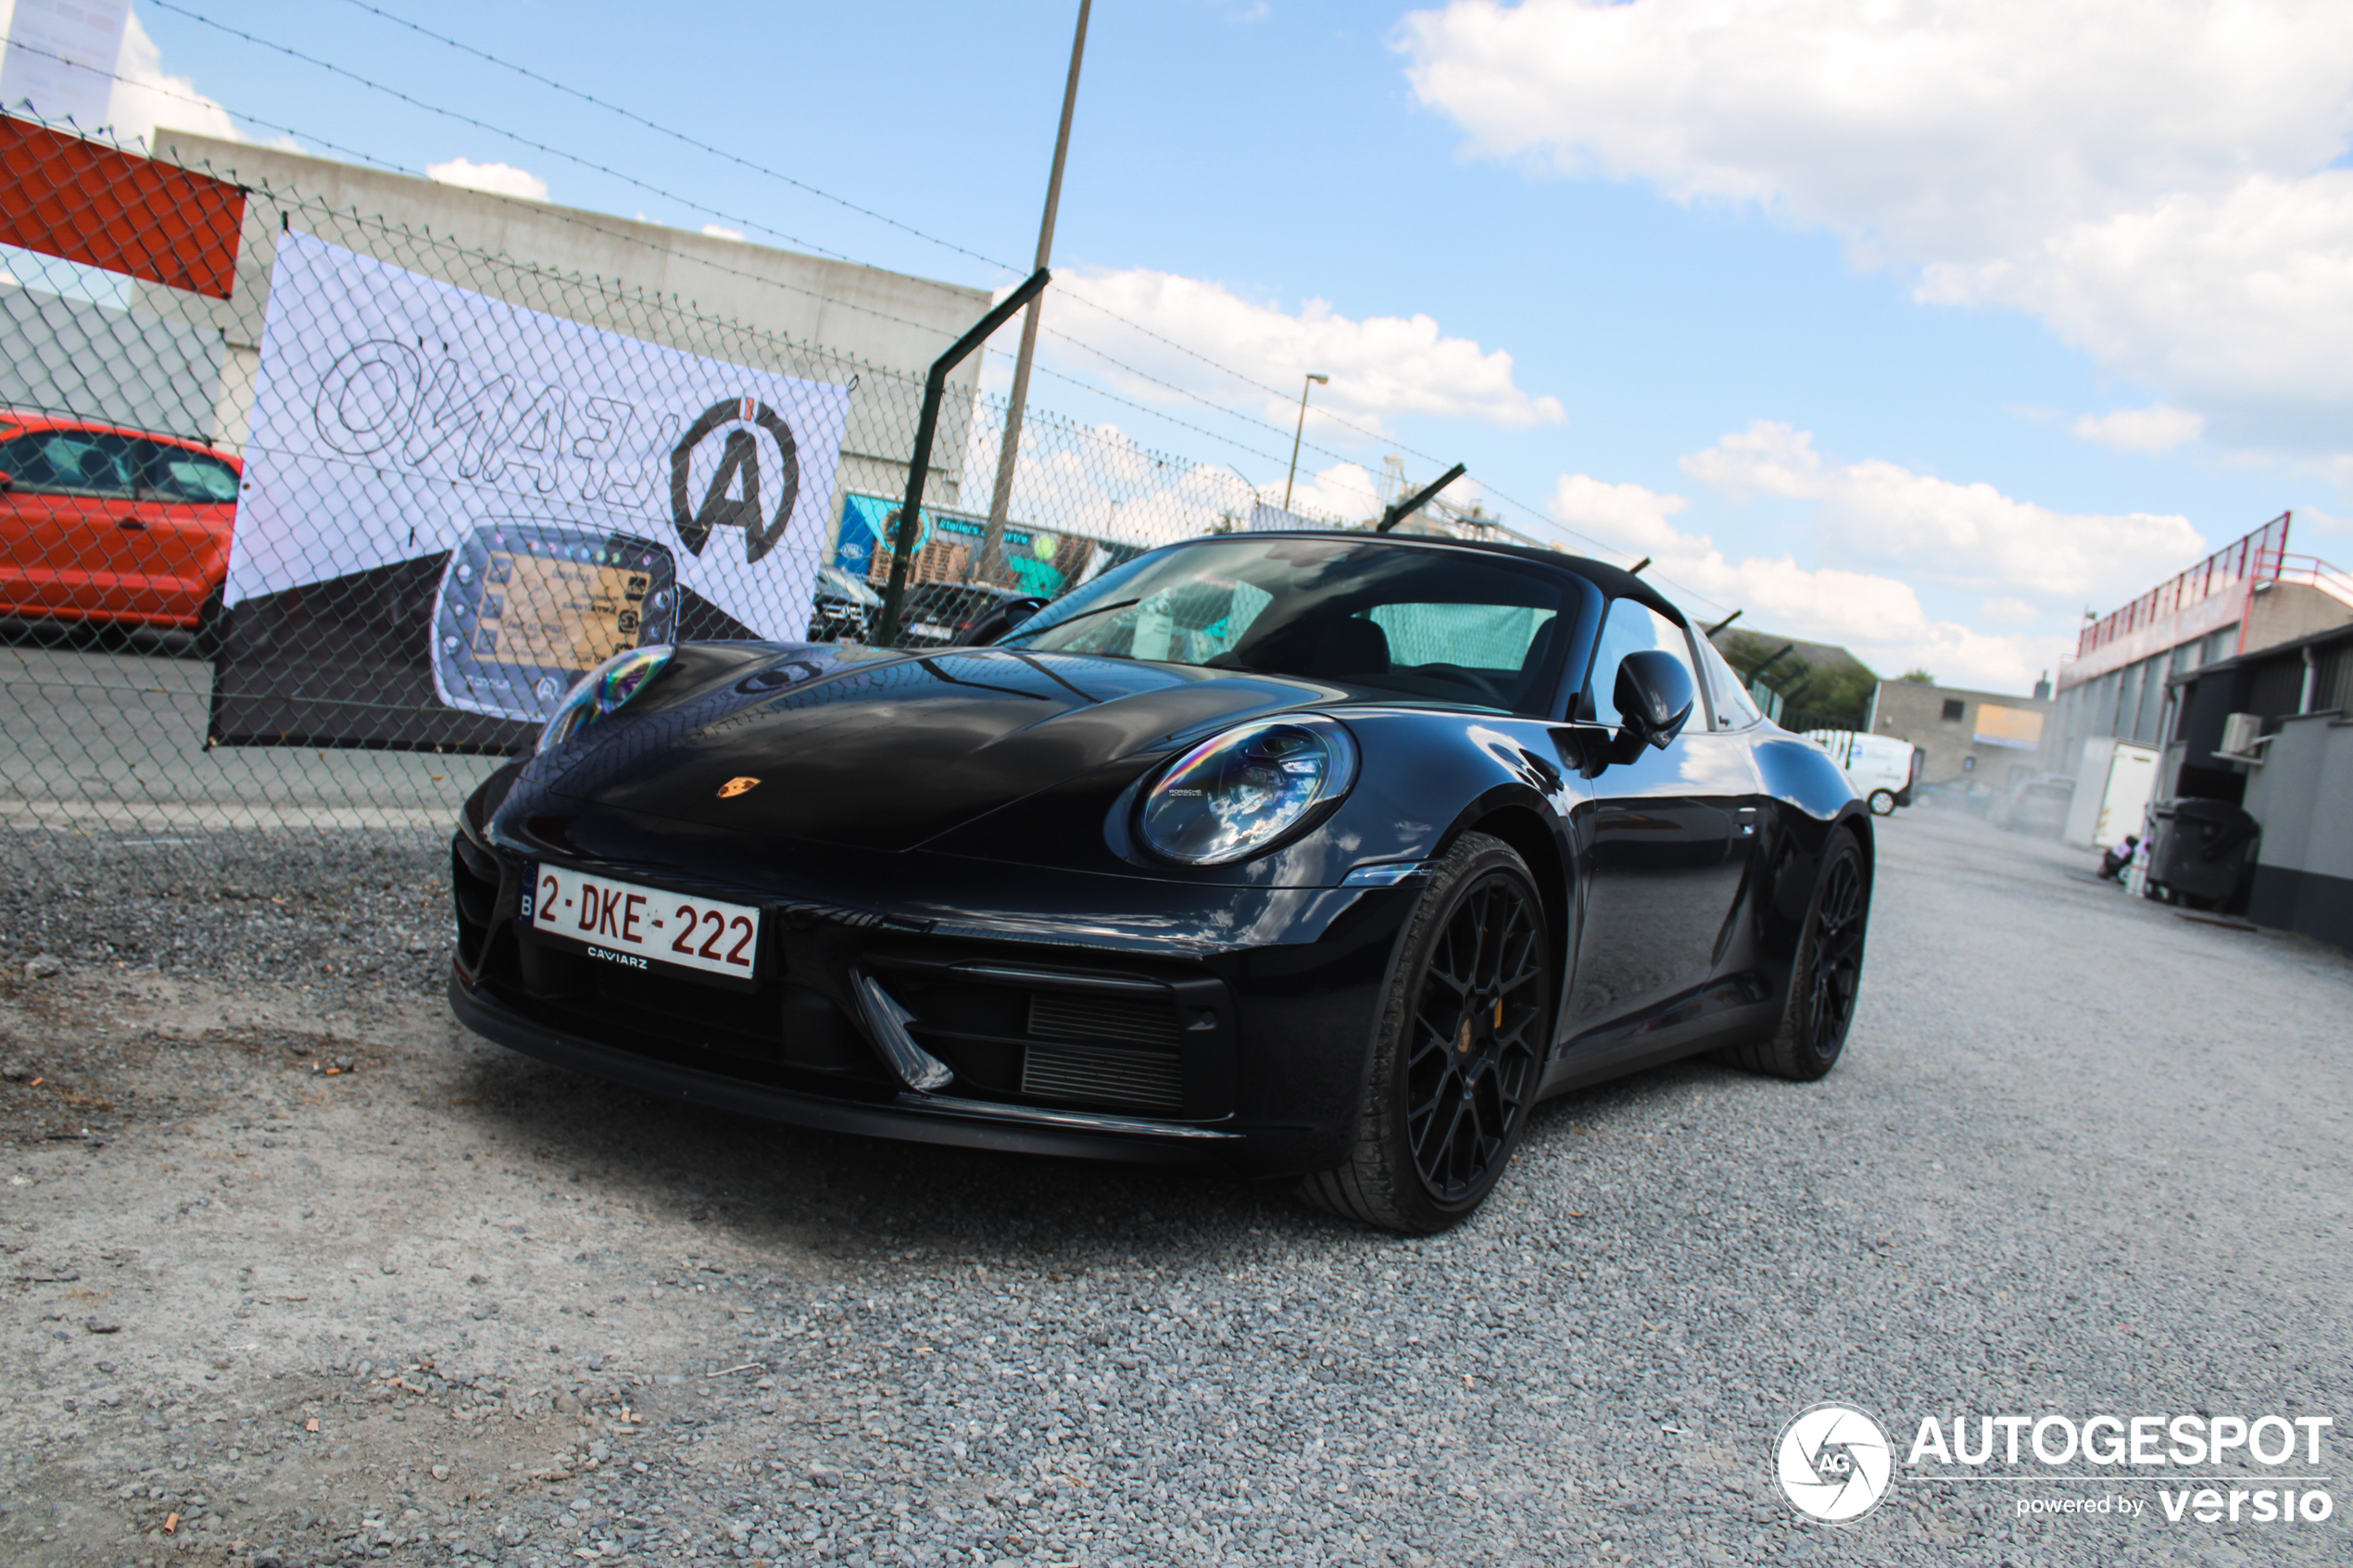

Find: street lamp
<box><xmin>1281</xmin><ymin>372</ymin><xmax>1328</xmax><ymax>513</ymax></box>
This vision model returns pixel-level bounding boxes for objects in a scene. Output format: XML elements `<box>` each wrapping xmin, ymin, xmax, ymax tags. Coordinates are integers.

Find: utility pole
<box><xmin>1281</xmin><ymin>372</ymin><xmax>1328</xmax><ymax>513</ymax></box>
<box><xmin>976</xmin><ymin>0</ymin><xmax>1091</xmax><ymax>586</ymax></box>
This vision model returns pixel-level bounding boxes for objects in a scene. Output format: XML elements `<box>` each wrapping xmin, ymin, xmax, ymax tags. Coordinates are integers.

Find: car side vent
<box><xmin>1020</xmin><ymin>1042</ymin><xmax>1184</xmax><ymax>1114</ymax></box>
<box><xmin>1026</xmin><ymin>991</ymin><xmax>1180</xmax><ymax>1049</ymax></box>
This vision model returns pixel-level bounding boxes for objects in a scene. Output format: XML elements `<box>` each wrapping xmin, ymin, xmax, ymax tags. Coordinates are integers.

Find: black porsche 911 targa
<box><xmin>449</xmin><ymin>531</ymin><xmax>1872</xmax><ymax>1232</ymax></box>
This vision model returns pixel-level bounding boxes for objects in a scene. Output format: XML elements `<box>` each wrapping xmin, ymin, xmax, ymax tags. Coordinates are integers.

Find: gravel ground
<box><xmin>0</xmin><ymin>807</ymin><xmax>2346</xmax><ymax>1568</ymax></box>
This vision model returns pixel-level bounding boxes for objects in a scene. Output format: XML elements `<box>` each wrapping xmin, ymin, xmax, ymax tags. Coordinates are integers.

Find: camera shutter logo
<box><xmin>1777</xmin><ymin>1403</ymin><xmax>1894</xmax><ymax>1523</ymax></box>
<box><xmin>669</xmin><ymin>396</ymin><xmax>802</xmax><ymax>563</ymax></box>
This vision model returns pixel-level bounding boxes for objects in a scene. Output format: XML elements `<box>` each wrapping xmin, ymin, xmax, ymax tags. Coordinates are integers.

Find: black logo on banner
<box><xmin>669</xmin><ymin>396</ymin><xmax>801</xmax><ymax>563</ymax></box>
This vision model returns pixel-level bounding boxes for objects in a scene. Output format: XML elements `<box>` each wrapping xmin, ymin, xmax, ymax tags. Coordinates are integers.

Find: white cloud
<box><xmin>1562</xmin><ymin>465</ymin><xmax>2061</xmax><ymax>686</ymax></box>
<box><xmin>425</xmin><ymin>157</ymin><xmax>548</xmax><ymax>202</ymax></box>
<box><xmin>1400</xmin><ymin>0</ymin><xmax>2353</xmax><ymax>463</ymax></box>
<box><xmin>1277</xmin><ymin>461</ymin><xmax>1386</xmax><ymax>525</ymax></box>
<box><xmin>1547</xmin><ymin>473</ymin><xmax>1689</xmax><ymax>543</ymax></box>
<box><xmin>699</xmin><ymin>223</ymin><xmax>746</xmax><ymax>242</ymax></box>
<box><xmin>1046</xmin><ymin>269</ymin><xmax>1567</xmax><ymax>436</ymax></box>
<box><xmin>1680</xmin><ymin>420</ymin><xmax>2206</xmax><ymax>604</ymax></box>
<box><xmin>2070</xmin><ymin>405</ymin><xmax>2206</xmax><ymax>453</ymax></box>
<box><xmin>1545</xmin><ymin>420</ymin><xmax>2215</xmax><ymax>688</ymax></box>
<box><xmin>953</xmin><ymin>412</ymin><xmax>1277</xmax><ymax>551</ymax></box>
<box><xmin>106</xmin><ymin>10</ymin><xmax>240</xmax><ymax>148</ymax></box>
<box><xmin>1548</xmin><ymin>468</ymin><xmax>2054</xmax><ymax>689</ymax></box>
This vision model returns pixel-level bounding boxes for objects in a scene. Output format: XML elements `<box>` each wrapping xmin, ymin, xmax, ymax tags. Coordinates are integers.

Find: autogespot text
<box><xmin>1908</xmin><ymin>1412</ymin><xmax>2334</xmax><ymax>1529</ymax></box>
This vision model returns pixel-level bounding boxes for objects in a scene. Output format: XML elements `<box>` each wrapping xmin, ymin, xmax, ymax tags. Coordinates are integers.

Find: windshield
<box><xmin>1000</xmin><ymin>535</ymin><xmax>1574</xmax><ymax>711</ymax></box>
<box><xmin>819</xmin><ymin>567</ymin><xmax>884</xmax><ymax>607</ymax></box>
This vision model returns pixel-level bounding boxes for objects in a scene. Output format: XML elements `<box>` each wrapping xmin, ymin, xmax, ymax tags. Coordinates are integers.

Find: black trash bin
<box><xmin>2148</xmin><ymin>798</ymin><xmax>2260</xmax><ymax>910</ymax></box>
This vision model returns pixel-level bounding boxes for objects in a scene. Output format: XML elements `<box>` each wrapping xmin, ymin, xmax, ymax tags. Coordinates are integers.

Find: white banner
<box><xmin>231</xmin><ymin>232</ymin><xmax>852</xmax><ymax>720</ymax></box>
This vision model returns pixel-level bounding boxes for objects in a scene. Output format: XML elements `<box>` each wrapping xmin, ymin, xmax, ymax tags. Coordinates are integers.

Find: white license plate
<box><xmin>521</xmin><ymin>863</ymin><xmax>761</xmax><ymax>980</ymax></box>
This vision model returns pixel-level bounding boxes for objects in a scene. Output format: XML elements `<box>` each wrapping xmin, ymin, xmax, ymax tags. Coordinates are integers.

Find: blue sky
<box><xmin>11</xmin><ymin>0</ymin><xmax>2353</xmax><ymax>690</ymax></box>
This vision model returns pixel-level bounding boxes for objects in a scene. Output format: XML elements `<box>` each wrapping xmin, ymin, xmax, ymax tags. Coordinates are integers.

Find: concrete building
<box><xmin>2042</xmin><ymin>514</ymin><xmax>2353</xmax><ymax>782</ymax></box>
<box><xmin>2164</xmin><ymin>621</ymin><xmax>2353</xmax><ymax>948</ymax></box>
<box><xmin>1867</xmin><ymin>679</ymin><xmax>2053</xmax><ymax>790</ymax></box>
<box><xmin>134</xmin><ymin>130</ymin><xmax>994</xmax><ymax>527</ymax></box>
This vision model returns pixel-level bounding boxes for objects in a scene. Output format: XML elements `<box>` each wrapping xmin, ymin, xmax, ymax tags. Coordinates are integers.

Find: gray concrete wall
<box><xmin>2243</xmin><ymin>710</ymin><xmax>2353</xmax><ymax>883</ymax></box>
<box><xmin>2241</xmin><ymin>709</ymin><xmax>2353</xmax><ymax>947</ymax></box>
<box><xmin>129</xmin><ymin>132</ymin><xmax>994</xmax><ymax>518</ymax></box>
<box><xmin>0</xmin><ymin>284</ymin><xmax>226</xmax><ymax>441</ymax></box>
<box><xmin>2244</xmin><ymin>581</ymin><xmax>2353</xmax><ymax>655</ymax></box>
<box><xmin>1868</xmin><ymin>679</ymin><xmax>2053</xmax><ymax>788</ymax></box>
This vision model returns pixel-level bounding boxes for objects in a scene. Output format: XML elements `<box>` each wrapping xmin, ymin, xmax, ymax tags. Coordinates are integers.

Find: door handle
<box><xmin>116</xmin><ymin>516</ymin><xmax>148</xmax><ymax>530</ymax></box>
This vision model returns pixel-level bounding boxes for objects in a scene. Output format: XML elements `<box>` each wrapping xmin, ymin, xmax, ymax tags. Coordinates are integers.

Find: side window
<box><xmin>0</xmin><ymin>435</ymin><xmax>42</xmax><ymax>489</ymax></box>
<box><xmin>1696</xmin><ymin>633</ymin><xmax>1764</xmax><ymax>729</ymax></box>
<box><xmin>6</xmin><ymin>431</ymin><xmax>136</xmax><ymax>495</ymax></box>
<box><xmin>1585</xmin><ymin>597</ymin><xmax>1701</xmax><ymax>728</ymax></box>
<box><xmin>138</xmin><ymin>442</ymin><xmax>240</xmax><ymax>502</ymax></box>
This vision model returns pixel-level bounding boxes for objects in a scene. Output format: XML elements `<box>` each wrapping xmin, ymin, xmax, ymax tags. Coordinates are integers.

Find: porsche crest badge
<box><xmin>717</xmin><ymin>776</ymin><xmax>761</xmax><ymax>799</ymax></box>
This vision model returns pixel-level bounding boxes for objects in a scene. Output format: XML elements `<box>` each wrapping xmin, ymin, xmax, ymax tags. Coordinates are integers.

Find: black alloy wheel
<box><xmin>1302</xmin><ymin>832</ymin><xmax>1553</xmax><ymax>1234</ymax></box>
<box><xmin>1406</xmin><ymin>872</ymin><xmax>1546</xmax><ymax>1202</ymax></box>
<box><xmin>1723</xmin><ymin>825</ymin><xmax>1869</xmax><ymax>1082</ymax></box>
<box><xmin>1796</xmin><ymin>844</ymin><xmax>1867</xmax><ymax>1063</ymax></box>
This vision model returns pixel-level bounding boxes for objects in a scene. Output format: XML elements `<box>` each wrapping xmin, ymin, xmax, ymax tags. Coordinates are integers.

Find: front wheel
<box><xmin>1301</xmin><ymin>832</ymin><xmax>1553</xmax><ymax>1234</ymax></box>
<box><xmin>1721</xmin><ymin>826</ymin><xmax>1869</xmax><ymax>1082</ymax></box>
<box><xmin>1867</xmin><ymin>787</ymin><xmax>1896</xmax><ymax>816</ymax></box>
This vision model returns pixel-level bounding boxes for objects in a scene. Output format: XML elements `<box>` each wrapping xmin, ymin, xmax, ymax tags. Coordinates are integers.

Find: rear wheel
<box><xmin>1867</xmin><ymin>787</ymin><xmax>1896</xmax><ymax>816</ymax></box>
<box><xmin>1722</xmin><ymin>827</ymin><xmax>1869</xmax><ymax>1082</ymax></box>
<box><xmin>1302</xmin><ymin>833</ymin><xmax>1552</xmax><ymax>1234</ymax></box>
<box><xmin>191</xmin><ymin>586</ymin><xmax>227</xmax><ymax>661</ymax></box>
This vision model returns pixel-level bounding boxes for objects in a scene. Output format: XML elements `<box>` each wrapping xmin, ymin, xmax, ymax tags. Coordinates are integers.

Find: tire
<box><xmin>190</xmin><ymin>586</ymin><xmax>227</xmax><ymax>662</ymax></box>
<box><xmin>1867</xmin><ymin>787</ymin><xmax>1896</xmax><ymax>816</ymax></box>
<box><xmin>1301</xmin><ymin>832</ymin><xmax>1553</xmax><ymax>1234</ymax></box>
<box><xmin>1721</xmin><ymin>826</ymin><xmax>1869</xmax><ymax>1082</ymax></box>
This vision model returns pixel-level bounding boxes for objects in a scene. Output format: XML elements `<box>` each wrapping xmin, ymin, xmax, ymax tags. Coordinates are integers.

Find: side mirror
<box><xmin>0</xmin><ymin>470</ymin><xmax>12</xmax><ymax>492</ymax></box>
<box><xmin>954</xmin><ymin>596</ymin><xmax>1048</xmax><ymax>646</ymax></box>
<box><xmin>1614</xmin><ymin>650</ymin><xmax>1694</xmax><ymax>751</ymax></box>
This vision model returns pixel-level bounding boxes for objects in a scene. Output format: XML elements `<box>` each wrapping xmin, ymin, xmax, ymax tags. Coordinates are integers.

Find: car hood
<box><xmin>538</xmin><ymin>646</ymin><xmax>1353</xmax><ymax>852</ymax></box>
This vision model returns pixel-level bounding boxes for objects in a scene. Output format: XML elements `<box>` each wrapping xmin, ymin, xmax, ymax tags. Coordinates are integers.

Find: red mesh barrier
<box><xmin>0</xmin><ymin>114</ymin><xmax>245</xmax><ymax>299</ymax></box>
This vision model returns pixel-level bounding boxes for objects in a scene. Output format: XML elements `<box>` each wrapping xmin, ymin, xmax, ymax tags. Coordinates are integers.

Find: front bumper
<box><xmin>450</xmin><ymin>972</ymin><xmax>1244</xmax><ymax>1168</ymax></box>
<box><xmin>447</xmin><ymin>807</ymin><xmax>1416</xmax><ymax>1177</ymax></box>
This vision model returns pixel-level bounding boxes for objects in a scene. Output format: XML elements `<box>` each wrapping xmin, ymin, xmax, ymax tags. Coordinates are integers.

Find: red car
<box><xmin>0</xmin><ymin>413</ymin><xmax>242</xmax><ymax>643</ymax></box>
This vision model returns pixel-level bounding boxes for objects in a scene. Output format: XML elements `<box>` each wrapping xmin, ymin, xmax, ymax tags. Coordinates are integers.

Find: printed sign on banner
<box><xmin>214</xmin><ymin>231</ymin><xmax>852</xmax><ymax>752</ymax></box>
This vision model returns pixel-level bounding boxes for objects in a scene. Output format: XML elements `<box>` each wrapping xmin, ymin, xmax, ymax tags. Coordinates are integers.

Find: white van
<box><xmin>1805</xmin><ymin>730</ymin><xmax>1926</xmax><ymax>816</ymax></box>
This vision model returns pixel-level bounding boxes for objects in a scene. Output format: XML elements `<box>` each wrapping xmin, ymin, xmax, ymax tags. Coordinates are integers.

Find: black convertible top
<box><xmin>1236</xmin><ymin>529</ymin><xmax>1687</xmax><ymax>626</ymax></box>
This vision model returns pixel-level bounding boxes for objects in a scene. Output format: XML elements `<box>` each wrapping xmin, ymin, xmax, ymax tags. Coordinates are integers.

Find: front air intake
<box><xmin>1026</xmin><ymin>991</ymin><xmax>1180</xmax><ymax>1048</ymax></box>
<box><xmin>1019</xmin><ymin>1041</ymin><xmax>1184</xmax><ymax>1113</ymax></box>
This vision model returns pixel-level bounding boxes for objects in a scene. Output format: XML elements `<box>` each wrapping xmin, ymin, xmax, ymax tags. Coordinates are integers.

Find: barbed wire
<box><xmin>146</xmin><ymin>0</ymin><xmax>868</xmax><ymax>267</ymax></box>
<box><xmin>164</xmin><ymin>0</ymin><xmax>1506</xmax><ymax>505</ymax></box>
<box><xmin>326</xmin><ymin>0</ymin><xmax>1022</xmax><ymax>280</ymax></box>
<box><xmin>17</xmin><ymin>27</ymin><xmax>1718</xmax><ymax>605</ymax></box>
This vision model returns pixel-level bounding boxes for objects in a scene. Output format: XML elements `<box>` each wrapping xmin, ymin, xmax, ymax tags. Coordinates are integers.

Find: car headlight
<box><xmin>1137</xmin><ymin>716</ymin><xmax>1358</xmax><ymax>865</ymax></box>
<box><xmin>535</xmin><ymin>645</ymin><xmax>674</xmax><ymax>754</ymax></box>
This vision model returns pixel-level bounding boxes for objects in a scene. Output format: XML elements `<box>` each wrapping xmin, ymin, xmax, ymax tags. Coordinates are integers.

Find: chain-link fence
<box><xmin>1</xmin><ymin>113</ymin><xmax>1337</xmax><ymax>854</ymax></box>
